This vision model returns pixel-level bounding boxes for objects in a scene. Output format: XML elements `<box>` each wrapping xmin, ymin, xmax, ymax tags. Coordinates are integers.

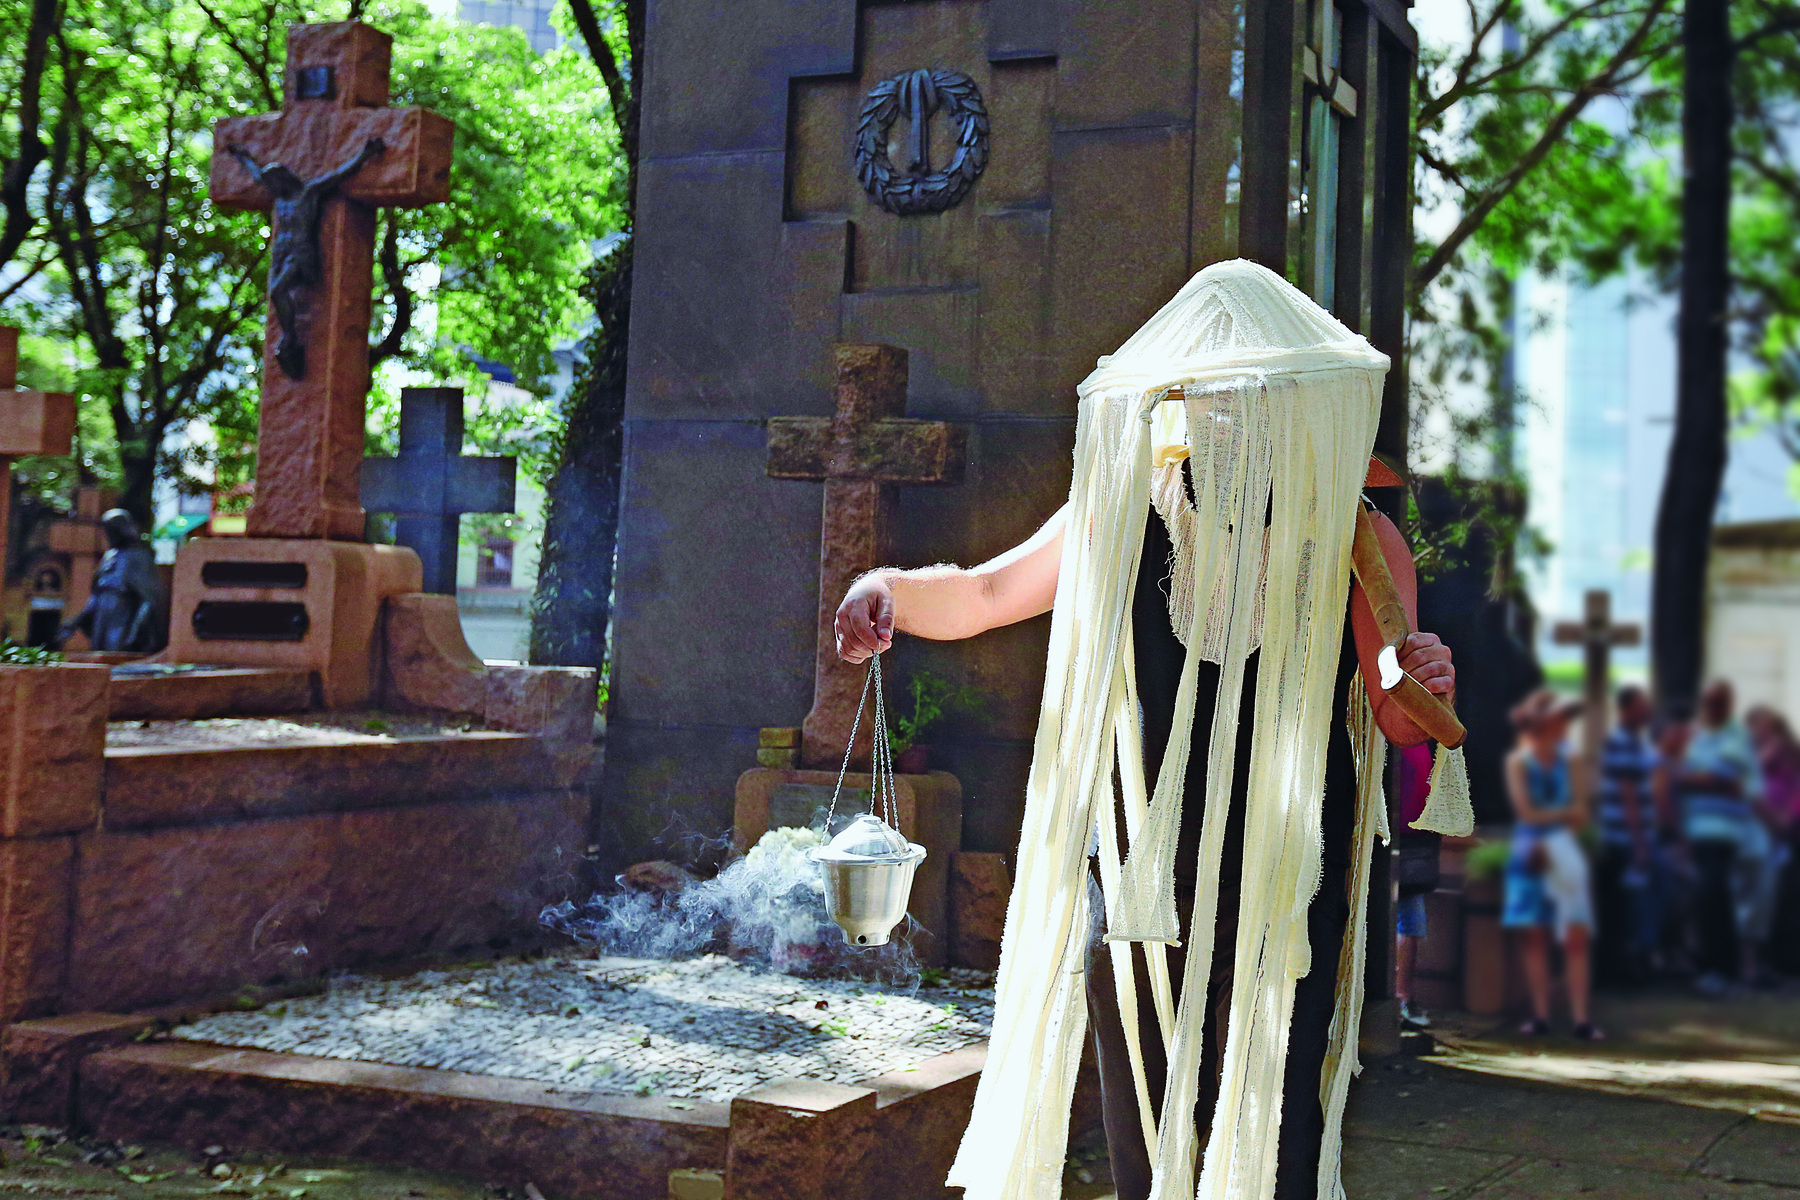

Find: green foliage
<box><xmin>1405</xmin><ymin>0</ymin><xmax>1681</xmax><ymax>581</ymax></box>
<box><xmin>1462</xmin><ymin>839</ymin><xmax>1512</xmax><ymax>882</ymax></box>
<box><xmin>885</xmin><ymin>670</ymin><xmax>987</xmax><ymax>757</ymax></box>
<box><xmin>1420</xmin><ymin>2</ymin><xmax>1800</xmax><ymax>491</ymax></box>
<box><xmin>0</xmin><ymin>0</ymin><xmax>621</xmax><ymax>519</ymax></box>
<box><xmin>0</xmin><ymin>638</ymin><xmax>62</xmax><ymax>665</ymax></box>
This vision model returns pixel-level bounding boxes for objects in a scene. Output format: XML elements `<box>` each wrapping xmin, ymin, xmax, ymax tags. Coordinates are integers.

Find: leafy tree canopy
<box><xmin>0</xmin><ymin>0</ymin><xmax>622</xmax><ymax>527</ymax></box>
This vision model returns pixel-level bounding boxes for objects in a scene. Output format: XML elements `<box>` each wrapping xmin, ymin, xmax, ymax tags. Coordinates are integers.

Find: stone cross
<box><xmin>0</xmin><ymin>326</ymin><xmax>74</xmax><ymax>572</ymax></box>
<box><xmin>766</xmin><ymin>344</ymin><xmax>966</xmax><ymax>768</ymax></box>
<box><xmin>209</xmin><ymin>21</ymin><xmax>453</xmax><ymax>541</ymax></box>
<box><xmin>361</xmin><ymin>387</ymin><xmax>516</xmax><ymax>595</ymax></box>
<box><xmin>1553</xmin><ymin>589</ymin><xmax>1642</xmax><ymax>790</ymax></box>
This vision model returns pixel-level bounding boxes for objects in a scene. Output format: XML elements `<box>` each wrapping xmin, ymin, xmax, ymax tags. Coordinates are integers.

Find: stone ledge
<box><xmin>0</xmin><ymin>836</ymin><xmax>76</xmax><ymax>1021</ymax></box>
<box><xmin>79</xmin><ymin>1042</ymin><xmax>729</xmax><ymax>1200</ymax></box>
<box><xmin>0</xmin><ymin>1012</ymin><xmax>153</xmax><ymax>1125</ymax></box>
<box><xmin>102</xmin><ymin>732</ymin><xmax>575</xmax><ymax>829</ymax></box>
<box><xmin>109</xmin><ymin>668</ymin><xmax>313</xmax><ymax>721</ymax></box>
<box><xmin>0</xmin><ymin>664</ymin><xmax>108</xmax><ymax>839</ymax></box>
<box><xmin>66</xmin><ymin>791</ymin><xmax>585</xmax><ymax>1013</ymax></box>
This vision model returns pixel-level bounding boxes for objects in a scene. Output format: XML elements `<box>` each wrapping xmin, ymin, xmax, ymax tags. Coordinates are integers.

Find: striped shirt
<box><xmin>1598</xmin><ymin>726</ymin><xmax>1656</xmax><ymax>847</ymax></box>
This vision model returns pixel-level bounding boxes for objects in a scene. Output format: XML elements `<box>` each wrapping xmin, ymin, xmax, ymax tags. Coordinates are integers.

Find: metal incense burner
<box><xmin>808</xmin><ymin>653</ymin><xmax>927</xmax><ymax>947</ymax></box>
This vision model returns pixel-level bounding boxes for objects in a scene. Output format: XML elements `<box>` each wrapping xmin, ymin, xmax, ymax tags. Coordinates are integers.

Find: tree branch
<box><xmin>567</xmin><ymin>0</ymin><xmax>640</xmax><ymax>218</ymax></box>
<box><xmin>1414</xmin><ymin>0</ymin><xmax>1672</xmax><ymax>293</ymax></box>
<box><xmin>369</xmin><ymin>211</ymin><xmax>412</xmax><ymax>367</ymax></box>
<box><xmin>0</xmin><ymin>0</ymin><xmax>60</xmax><ymax>273</ymax></box>
<box><xmin>1735</xmin><ymin>5</ymin><xmax>1800</xmax><ymax>54</ymax></box>
<box><xmin>194</xmin><ymin>0</ymin><xmax>279</xmax><ymax>110</ymax></box>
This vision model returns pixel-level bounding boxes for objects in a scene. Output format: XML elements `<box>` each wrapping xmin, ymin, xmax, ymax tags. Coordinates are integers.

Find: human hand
<box><xmin>1397</xmin><ymin>631</ymin><xmax>1454</xmax><ymax>696</ymax></box>
<box><xmin>835</xmin><ymin>573</ymin><xmax>895</xmax><ymax>664</ymax></box>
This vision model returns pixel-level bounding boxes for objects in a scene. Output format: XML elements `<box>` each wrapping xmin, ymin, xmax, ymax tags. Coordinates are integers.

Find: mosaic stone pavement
<box><xmin>175</xmin><ymin>955</ymin><xmax>994</xmax><ymax>1103</ymax></box>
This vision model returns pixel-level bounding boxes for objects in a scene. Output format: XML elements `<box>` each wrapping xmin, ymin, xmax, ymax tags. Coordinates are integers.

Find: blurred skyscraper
<box><xmin>458</xmin><ymin>0</ymin><xmax>560</xmax><ymax>53</ymax></box>
<box><xmin>1520</xmin><ymin>273</ymin><xmax>1800</xmax><ymax>671</ymax></box>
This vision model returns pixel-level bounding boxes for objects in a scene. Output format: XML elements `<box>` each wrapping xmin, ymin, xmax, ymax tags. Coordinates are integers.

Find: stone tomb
<box><xmin>0</xmin><ymin>17</ymin><xmax>596</xmax><ymax>1159</ymax></box>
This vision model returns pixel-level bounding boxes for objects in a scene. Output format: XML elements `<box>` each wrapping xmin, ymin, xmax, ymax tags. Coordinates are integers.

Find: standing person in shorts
<box><xmin>1503</xmin><ymin>689</ymin><xmax>1602</xmax><ymax>1040</ymax></box>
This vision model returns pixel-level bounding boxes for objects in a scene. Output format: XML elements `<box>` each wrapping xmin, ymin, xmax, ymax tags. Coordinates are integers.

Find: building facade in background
<box><xmin>1520</xmin><ymin>272</ymin><xmax>1800</xmax><ymax>673</ymax></box>
<box><xmin>458</xmin><ymin>0</ymin><xmax>561</xmax><ymax>52</ymax></box>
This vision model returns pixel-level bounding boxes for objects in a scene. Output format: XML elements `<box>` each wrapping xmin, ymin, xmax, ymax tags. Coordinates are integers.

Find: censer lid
<box><xmin>808</xmin><ymin>813</ymin><xmax>925</xmax><ymax>865</ymax></box>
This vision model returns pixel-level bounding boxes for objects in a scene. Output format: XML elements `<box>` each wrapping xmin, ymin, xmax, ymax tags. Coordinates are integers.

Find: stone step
<box><xmin>108</xmin><ymin>667</ymin><xmax>313</xmax><ymax>721</ymax></box>
<box><xmin>49</xmin><ymin>1035</ymin><xmax>987</xmax><ymax>1200</ymax></box>
<box><xmin>77</xmin><ymin>1042</ymin><xmax>729</xmax><ymax>1200</ymax></box>
<box><xmin>102</xmin><ymin>730</ymin><xmax>571</xmax><ymax>829</ymax></box>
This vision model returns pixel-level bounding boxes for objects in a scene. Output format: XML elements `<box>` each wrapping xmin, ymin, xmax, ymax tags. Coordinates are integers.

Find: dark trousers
<box><xmin>1593</xmin><ymin>843</ymin><xmax>1639</xmax><ymax>986</ymax></box>
<box><xmin>1770</xmin><ymin>828</ymin><xmax>1800</xmax><ymax>976</ymax></box>
<box><xmin>1085</xmin><ymin>864</ymin><xmax>1352</xmax><ymax>1200</ymax></box>
<box><xmin>1691</xmin><ymin>839</ymin><xmax>1740</xmax><ymax>978</ymax></box>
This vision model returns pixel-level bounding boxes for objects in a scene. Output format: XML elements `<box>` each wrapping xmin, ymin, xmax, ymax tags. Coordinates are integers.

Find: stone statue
<box><xmin>54</xmin><ymin>509</ymin><xmax>165</xmax><ymax>653</ymax></box>
<box><xmin>227</xmin><ymin>137</ymin><xmax>387</xmax><ymax>379</ymax></box>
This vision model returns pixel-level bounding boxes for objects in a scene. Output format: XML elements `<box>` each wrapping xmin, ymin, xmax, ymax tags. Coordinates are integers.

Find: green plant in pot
<box><xmin>886</xmin><ymin>670</ymin><xmax>986</xmax><ymax>774</ymax></box>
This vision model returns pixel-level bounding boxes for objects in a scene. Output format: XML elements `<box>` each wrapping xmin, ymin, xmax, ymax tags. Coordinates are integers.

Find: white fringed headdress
<box><xmin>947</xmin><ymin>260</ymin><xmax>1397</xmax><ymax>1200</ymax></box>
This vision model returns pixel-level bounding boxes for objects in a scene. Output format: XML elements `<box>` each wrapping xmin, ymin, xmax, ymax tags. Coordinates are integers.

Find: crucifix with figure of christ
<box><xmin>209</xmin><ymin>20</ymin><xmax>452</xmax><ymax>541</ymax></box>
<box><xmin>1554</xmin><ymin>589</ymin><xmax>1642</xmax><ymax>788</ymax></box>
<box><xmin>766</xmin><ymin>344</ymin><xmax>966</xmax><ymax>768</ymax></box>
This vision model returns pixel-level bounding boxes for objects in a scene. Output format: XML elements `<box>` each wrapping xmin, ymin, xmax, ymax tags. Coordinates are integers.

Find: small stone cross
<box><xmin>361</xmin><ymin>387</ymin><xmax>516</xmax><ymax>595</ymax></box>
<box><xmin>1553</xmin><ymin>589</ymin><xmax>1642</xmax><ymax>785</ymax></box>
<box><xmin>767</xmin><ymin>344</ymin><xmax>966</xmax><ymax>768</ymax></box>
<box><xmin>0</xmin><ymin>326</ymin><xmax>74</xmax><ymax>568</ymax></box>
<box><xmin>209</xmin><ymin>21</ymin><xmax>453</xmax><ymax>541</ymax></box>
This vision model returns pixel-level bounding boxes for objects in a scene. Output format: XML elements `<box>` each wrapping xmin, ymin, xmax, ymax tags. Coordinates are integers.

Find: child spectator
<box><xmin>1503</xmin><ymin>689</ymin><xmax>1601</xmax><ymax>1039</ymax></box>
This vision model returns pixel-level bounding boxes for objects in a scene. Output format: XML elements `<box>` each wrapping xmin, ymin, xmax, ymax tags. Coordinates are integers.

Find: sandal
<box><xmin>1519</xmin><ymin>1017</ymin><xmax>1550</xmax><ymax>1036</ymax></box>
<box><xmin>1573</xmin><ymin>1022</ymin><xmax>1606</xmax><ymax>1042</ymax></box>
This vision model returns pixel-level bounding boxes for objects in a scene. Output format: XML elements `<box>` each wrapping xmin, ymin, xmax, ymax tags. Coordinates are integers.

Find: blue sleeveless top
<box><xmin>1525</xmin><ymin>750</ymin><xmax>1572</xmax><ymax>815</ymax></box>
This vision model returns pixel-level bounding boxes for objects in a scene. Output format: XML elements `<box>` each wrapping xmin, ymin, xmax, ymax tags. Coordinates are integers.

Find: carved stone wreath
<box><xmin>854</xmin><ymin>68</ymin><xmax>990</xmax><ymax>216</ymax></box>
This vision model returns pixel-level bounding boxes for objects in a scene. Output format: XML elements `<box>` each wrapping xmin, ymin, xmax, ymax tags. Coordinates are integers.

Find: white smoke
<box><xmin>542</xmin><ymin>827</ymin><xmax>920</xmax><ymax>985</ymax></box>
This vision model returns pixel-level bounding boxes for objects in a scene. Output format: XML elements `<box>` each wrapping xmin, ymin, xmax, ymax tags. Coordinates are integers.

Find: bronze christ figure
<box><xmin>228</xmin><ymin>137</ymin><xmax>386</xmax><ymax>379</ymax></box>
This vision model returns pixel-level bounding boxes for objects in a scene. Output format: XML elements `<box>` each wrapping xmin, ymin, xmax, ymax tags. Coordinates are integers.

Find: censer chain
<box><xmin>824</xmin><ymin>652</ymin><xmax>897</xmax><ymax>832</ymax></box>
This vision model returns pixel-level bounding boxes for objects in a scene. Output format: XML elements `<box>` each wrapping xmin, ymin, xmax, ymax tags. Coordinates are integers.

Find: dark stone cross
<box><xmin>209</xmin><ymin>21</ymin><xmax>454</xmax><ymax>541</ymax></box>
<box><xmin>1553</xmin><ymin>589</ymin><xmax>1643</xmax><ymax>787</ymax></box>
<box><xmin>361</xmin><ymin>387</ymin><xmax>516</xmax><ymax>594</ymax></box>
<box><xmin>766</xmin><ymin>343</ymin><xmax>966</xmax><ymax>768</ymax></box>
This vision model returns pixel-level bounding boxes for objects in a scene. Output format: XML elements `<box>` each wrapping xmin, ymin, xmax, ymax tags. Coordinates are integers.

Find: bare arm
<box><xmin>1349</xmin><ymin>508</ymin><xmax>1456</xmax><ymax>746</ymax></box>
<box><xmin>1568</xmin><ymin>751</ymin><xmax>1591</xmax><ymax>827</ymax></box>
<box><xmin>227</xmin><ymin>144</ymin><xmax>266</xmax><ymax>185</ymax></box>
<box><xmin>835</xmin><ymin>503</ymin><xmax>1066</xmax><ymax>663</ymax></box>
<box><xmin>315</xmin><ymin>138</ymin><xmax>386</xmax><ymax>192</ymax></box>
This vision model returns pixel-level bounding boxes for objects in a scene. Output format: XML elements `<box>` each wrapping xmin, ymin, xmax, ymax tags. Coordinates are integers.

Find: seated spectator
<box><xmin>1680</xmin><ymin>680</ymin><xmax>1776</xmax><ymax>992</ymax></box>
<box><xmin>1653</xmin><ymin>719</ymin><xmax>1697</xmax><ymax>978</ymax></box>
<box><xmin>1747</xmin><ymin>704</ymin><xmax>1800</xmax><ymax>975</ymax></box>
<box><xmin>1596</xmin><ymin>684</ymin><xmax>1658</xmax><ymax>985</ymax></box>
<box><xmin>1503</xmin><ymin>689</ymin><xmax>1601</xmax><ymax>1040</ymax></box>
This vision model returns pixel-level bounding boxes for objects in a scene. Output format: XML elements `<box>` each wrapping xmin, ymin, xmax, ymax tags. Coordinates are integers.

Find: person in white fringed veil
<box><xmin>834</xmin><ymin>261</ymin><xmax>1458</xmax><ymax>1200</ymax></box>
